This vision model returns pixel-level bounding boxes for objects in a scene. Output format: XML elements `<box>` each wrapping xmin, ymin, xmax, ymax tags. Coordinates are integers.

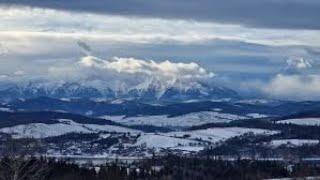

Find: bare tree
<box><xmin>0</xmin><ymin>135</ymin><xmax>51</xmax><ymax>180</ymax></box>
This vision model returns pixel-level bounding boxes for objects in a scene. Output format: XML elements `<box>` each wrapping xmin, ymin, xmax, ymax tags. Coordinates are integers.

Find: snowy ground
<box><xmin>101</xmin><ymin>111</ymin><xmax>250</xmax><ymax>128</ymax></box>
<box><xmin>246</xmin><ymin>113</ymin><xmax>268</xmax><ymax>118</ymax></box>
<box><xmin>0</xmin><ymin>118</ymin><xmax>278</xmax><ymax>155</ymax></box>
<box><xmin>0</xmin><ymin>119</ymin><xmax>140</xmax><ymax>138</ymax></box>
<box><xmin>128</xmin><ymin>127</ymin><xmax>278</xmax><ymax>152</ymax></box>
<box><xmin>133</xmin><ymin>134</ymin><xmax>200</xmax><ymax>149</ymax></box>
<box><xmin>269</xmin><ymin>139</ymin><xmax>319</xmax><ymax>147</ymax></box>
<box><xmin>165</xmin><ymin>127</ymin><xmax>279</xmax><ymax>143</ymax></box>
<box><xmin>277</xmin><ymin>118</ymin><xmax>320</xmax><ymax>126</ymax></box>
<box><xmin>126</xmin><ymin>127</ymin><xmax>276</xmax><ymax>152</ymax></box>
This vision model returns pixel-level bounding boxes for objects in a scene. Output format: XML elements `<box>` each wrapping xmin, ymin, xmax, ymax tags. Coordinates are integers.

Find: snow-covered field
<box><xmin>277</xmin><ymin>118</ymin><xmax>320</xmax><ymax>126</ymax></box>
<box><xmin>246</xmin><ymin>113</ymin><xmax>268</xmax><ymax>118</ymax></box>
<box><xmin>169</xmin><ymin>146</ymin><xmax>205</xmax><ymax>152</ymax></box>
<box><xmin>166</xmin><ymin>127</ymin><xmax>279</xmax><ymax>143</ymax></box>
<box><xmin>101</xmin><ymin>111</ymin><xmax>248</xmax><ymax>128</ymax></box>
<box><xmin>269</xmin><ymin>139</ymin><xmax>319</xmax><ymax>147</ymax></box>
<box><xmin>134</xmin><ymin>134</ymin><xmax>199</xmax><ymax>149</ymax></box>
<box><xmin>131</xmin><ymin>127</ymin><xmax>278</xmax><ymax>151</ymax></box>
<box><xmin>0</xmin><ymin>119</ymin><xmax>280</xmax><ymax>156</ymax></box>
<box><xmin>0</xmin><ymin>119</ymin><xmax>140</xmax><ymax>138</ymax></box>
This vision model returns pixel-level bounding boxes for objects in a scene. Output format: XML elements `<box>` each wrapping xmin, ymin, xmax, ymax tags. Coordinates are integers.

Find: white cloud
<box><xmin>0</xmin><ymin>7</ymin><xmax>320</xmax><ymax>47</ymax></box>
<box><xmin>285</xmin><ymin>57</ymin><xmax>312</xmax><ymax>71</ymax></box>
<box><xmin>79</xmin><ymin>56</ymin><xmax>213</xmax><ymax>79</ymax></box>
<box><xmin>262</xmin><ymin>74</ymin><xmax>320</xmax><ymax>100</ymax></box>
<box><xmin>13</xmin><ymin>70</ymin><xmax>25</xmax><ymax>76</ymax></box>
<box><xmin>241</xmin><ymin>57</ymin><xmax>320</xmax><ymax>100</ymax></box>
<box><xmin>0</xmin><ymin>43</ymin><xmax>8</xmax><ymax>56</ymax></box>
<box><xmin>44</xmin><ymin>40</ymin><xmax>214</xmax><ymax>86</ymax></box>
<box><xmin>46</xmin><ymin>55</ymin><xmax>214</xmax><ymax>91</ymax></box>
<box><xmin>0</xmin><ymin>75</ymin><xmax>8</xmax><ymax>79</ymax></box>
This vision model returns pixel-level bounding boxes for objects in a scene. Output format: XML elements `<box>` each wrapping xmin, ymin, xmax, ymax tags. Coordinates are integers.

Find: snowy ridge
<box><xmin>166</xmin><ymin>127</ymin><xmax>279</xmax><ymax>143</ymax></box>
<box><xmin>101</xmin><ymin>111</ymin><xmax>249</xmax><ymax>128</ymax></box>
<box><xmin>131</xmin><ymin>127</ymin><xmax>277</xmax><ymax>151</ymax></box>
<box><xmin>269</xmin><ymin>139</ymin><xmax>319</xmax><ymax>147</ymax></box>
<box><xmin>0</xmin><ymin>119</ymin><xmax>140</xmax><ymax>139</ymax></box>
<box><xmin>277</xmin><ymin>118</ymin><xmax>320</xmax><ymax>126</ymax></box>
<box><xmin>0</xmin><ymin>80</ymin><xmax>239</xmax><ymax>102</ymax></box>
<box><xmin>134</xmin><ymin>134</ymin><xmax>199</xmax><ymax>149</ymax></box>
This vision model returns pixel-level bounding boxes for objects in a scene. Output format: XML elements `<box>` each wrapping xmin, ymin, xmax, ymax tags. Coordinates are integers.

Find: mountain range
<box><xmin>0</xmin><ymin>81</ymin><xmax>239</xmax><ymax>103</ymax></box>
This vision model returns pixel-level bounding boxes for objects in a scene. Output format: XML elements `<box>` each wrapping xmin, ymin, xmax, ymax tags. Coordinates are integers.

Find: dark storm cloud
<box><xmin>1</xmin><ymin>0</ymin><xmax>320</xmax><ymax>30</ymax></box>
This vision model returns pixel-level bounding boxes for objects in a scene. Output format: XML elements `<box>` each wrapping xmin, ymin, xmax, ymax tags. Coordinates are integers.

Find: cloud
<box><xmin>46</xmin><ymin>55</ymin><xmax>214</xmax><ymax>91</ymax></box>
<box><xmin>0</xmin><ymin>7</ymin><xmax>320</xmax><ymax>48</ymax></box>
<box><xmin>254</xmin><ymin>56</ymin><xmax>320</xmax><ymax>100</ymax></box>
<box><xmin>0</xmin><ymin>75</ymin><xmax>9</xmax><ymax>79</ymax></box>
<box><xmin>2</xmin><ymin>28</ymin><xmax>315</xmax><ymax>86</ymax></box>
<box><xmin>13</xmin><ymin>70</ymin><xmax>25</xmax><ymax>76</ymax></box>
<box><xmin>2</xmin><ymin>0</ymin><xmax>320</xmax><ymax>30</ymax></box>
<box><xmin>286</xmin><ymin>57</ymin><xmax>312</xmax><ymax>69</ymax></box>
<box><xmin>283</xmin><ymin>57</ymin><xmax>312</xmax><ymax>74</ymax></box>
<box><xmin>0</xmin><ymin>53</ymin><xmax>214</xmax><ymax>96</ymax></box>
<box><xmin>261</xmin><ymin>74</ymin><xmax>320</xmax><ymax>100</ymax></box>
<box><xmin>0</xmin><ymin>43</ymin><xmax>8</xmax><ymax>56</ymax></box>
<box><xmin>79</xmin><ymin>56</ymin><xmax>214</xmax><ymax>79</ymax></box>
<box><xmin>239</xmin><ymin>56</ymin><xmax>320</xmax><ymax>100</ymax></box>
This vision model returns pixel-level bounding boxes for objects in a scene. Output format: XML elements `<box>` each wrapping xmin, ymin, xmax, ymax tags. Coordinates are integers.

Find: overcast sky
<box><xmin>0</xmin><ymin>1</ymin><xmax>320</xmax><ymax>100</ymax></box>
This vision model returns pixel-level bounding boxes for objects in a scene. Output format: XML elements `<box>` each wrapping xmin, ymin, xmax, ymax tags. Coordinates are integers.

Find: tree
<box><xmin>0</xmin><ymin>136</ymin><xmax>50</xmax><ymax>180</ymax></box>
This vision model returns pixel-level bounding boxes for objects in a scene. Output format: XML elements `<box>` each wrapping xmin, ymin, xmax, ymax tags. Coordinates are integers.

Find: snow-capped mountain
<box><xmin>0</xmin><ymin>81</ymin><xmax>239</xmax><ymax>102</ymax></box>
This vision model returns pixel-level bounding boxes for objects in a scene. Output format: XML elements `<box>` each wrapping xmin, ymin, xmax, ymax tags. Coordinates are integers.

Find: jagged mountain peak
<box><xmin>0</xmin><ymin>81</ymin><xmax>239</xmax><ymax>102</ymax></box>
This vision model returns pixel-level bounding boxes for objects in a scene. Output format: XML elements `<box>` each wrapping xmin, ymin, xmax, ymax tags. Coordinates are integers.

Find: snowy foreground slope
<box><xmin>0</xmin><ymin>118</ymin><xmax>277</xmax><ymax>153</ymax></box>
<box><xmin>277</xmin><ymin>118</ymin><xmax>320</xmax><ymax>126</ymax></box>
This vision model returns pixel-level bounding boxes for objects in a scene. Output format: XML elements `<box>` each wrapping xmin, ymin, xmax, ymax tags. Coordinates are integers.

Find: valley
<box><xmin>1</xmin><ymin>97</ymin><xmax>320</xmax><ymax>165</ymax></box>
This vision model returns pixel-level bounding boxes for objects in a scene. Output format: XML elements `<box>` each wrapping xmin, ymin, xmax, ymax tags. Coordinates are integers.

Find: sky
<box><xmin>0</xmin><ymin>0</ymin><xmax>320</xmax><ymax>100</ymax></box>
